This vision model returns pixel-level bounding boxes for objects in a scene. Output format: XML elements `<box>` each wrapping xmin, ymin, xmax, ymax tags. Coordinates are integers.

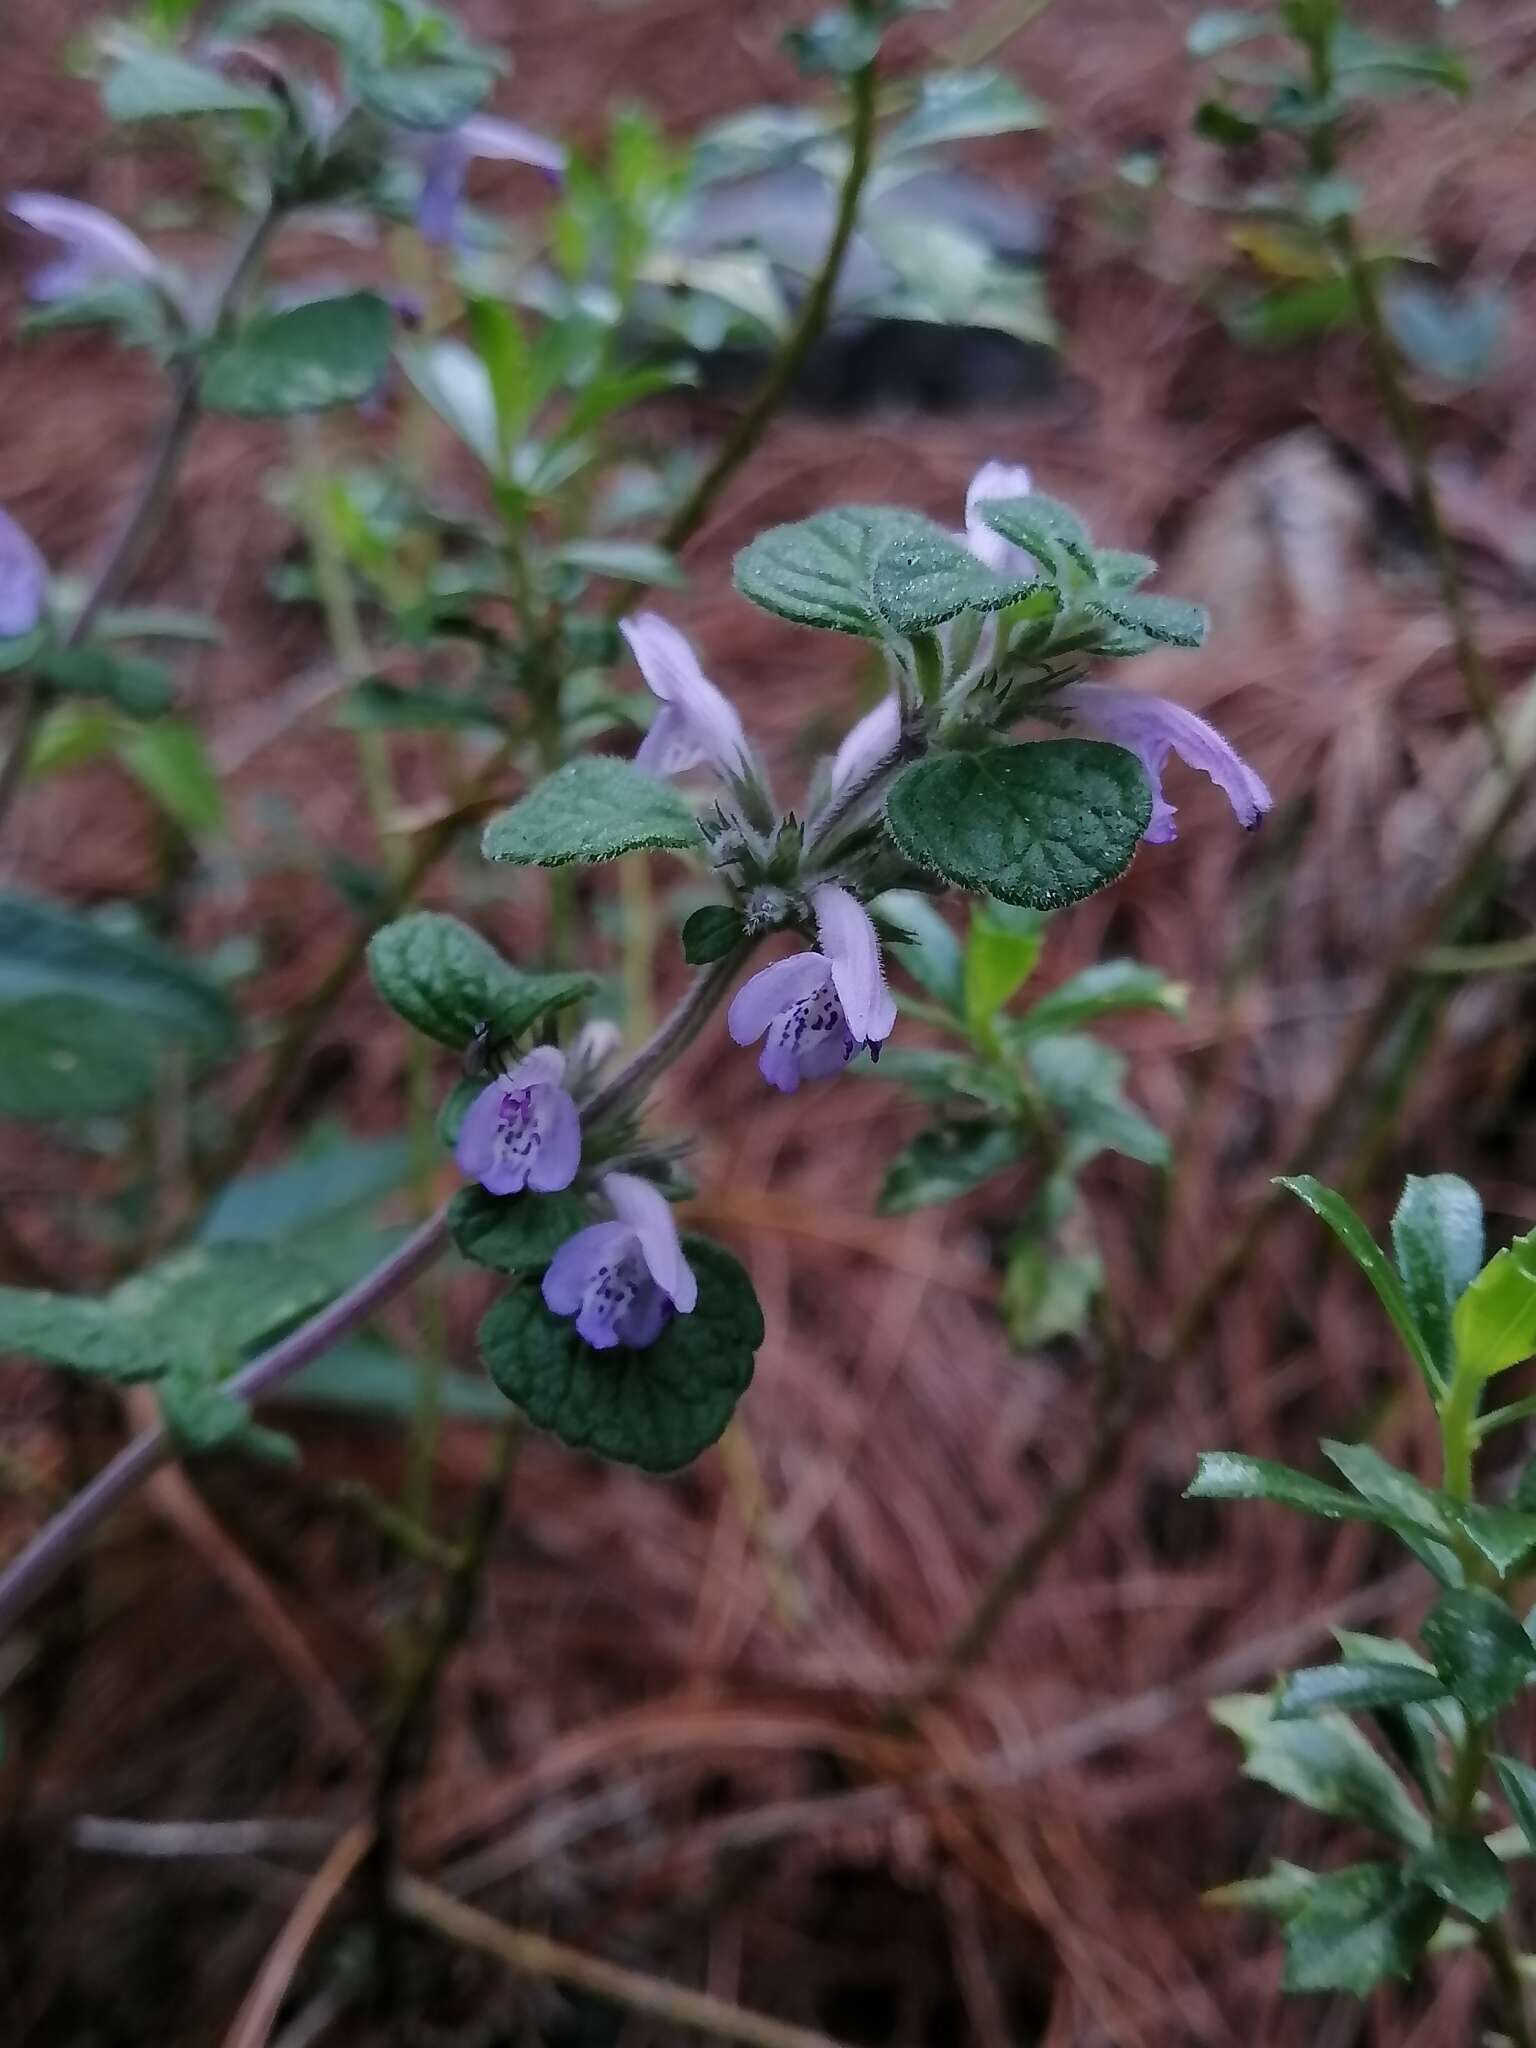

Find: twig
<box><xmin>222</xmin><ymin>1822</ymin><xmax>373</xmax><ymax>2048</ymax></box>
<box><xmin>394</xmin><ymin>1872</ymin><xmax>852</xmax><ymax>2048</ymax></box>
<box><xmin>0</xmin><ymin>204</ymin><xmax>279</xmax><ymax>842</ymax></box>
<box><xmin>0</xmin><ymin>1207</ymin><xmax>452</xmax><ymax>1642</ymax></box>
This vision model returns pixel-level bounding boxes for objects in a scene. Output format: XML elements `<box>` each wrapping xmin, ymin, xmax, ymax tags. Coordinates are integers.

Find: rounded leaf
<box><xmin>478</xmin><ymin>1238</ymin><xmax>762</xmax><ymax>1472</ymax></box>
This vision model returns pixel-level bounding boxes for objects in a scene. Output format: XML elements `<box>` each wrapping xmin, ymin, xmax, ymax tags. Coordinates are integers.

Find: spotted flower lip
<box><xmin>964</xmin><ymin>458</ymin><xmax>1036</xmax><ymax>578</ymax></box>
<box><xmin>0</xmin><ymin>506</ymin><xmax>47</xmax><ymax>640</ymax></box>
<box><xmin>454</xmin><ymin>1045</ymin><xmax>581</xmax><ymax>1196</ymax></box>
<box><xmin>8</xmin><ymin>192</ymin><xmax>163</xmax><ymax>303</ymax></box>
<box><xmin>413</xmin><ymin>115</ymin><xmax>567</xmax><ymax>247</ymax></box>
<box><xmin>541</xmin><ymin>1170</ymin><xmax>697</xmax><ymax>1351</ymax></box>
<box><xmin>620</xmin><ymin>612</ymin><xmax>752</xmax><ymax>782</ymax></box>
<box><xmin>1057</xmin><ymin>683</ymin><xmax>1273</xmax><ymax>844</ymax></box>
<box><xmin>727</xmin><ymin>884</ymin><xmax>896</xmax><ymax>1093</ymax></box>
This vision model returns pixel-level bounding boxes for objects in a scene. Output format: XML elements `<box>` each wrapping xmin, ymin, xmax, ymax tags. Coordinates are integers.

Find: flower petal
<box><xmin>1058</xmin><ymin>684</ymin><xmax>1272</xmax><ymax>841</ymax></box>
<box><xmin>964</xmin><ymin>458</ymin><xmax>1035</xmax><ymax>576</ymax></box>
<box><xmin>812</xmin><ymin>884</ymin><xmax>896</xmax><ymax>1046</ymax></box>
<box><xmin>8</xmin><ymin>192</ymin><xmax>160</xmax><ymax>299</ymax></box>
<box><xmin>453</xmin><ymin>1077</ymin><xmax>510</xmax><ymax>1184</ymax></box>
<box><xmin>726</xmin><ymin>952</ymin><xmax>831</xmax><ymax>1046</ymax></box>
<box><xmin>829</xmin><ymin>693</ymin><xmax>901</xmax><ymax>797</ymax></box>
<box><xmin>0</xmin><ymin>507</ymin><xmax>47</xmax><ymax>639</ymax></box>
<box><xmin>602</xmin><ymin>1171</ymin><xmax>697</xmax><ymax>1315</ymax></box>
<box><xmin>527</xmin><ymin>1084</ymin><xmax>581</xmax><ymax>1192</ymax></box>
<box><xmin>458</xmin><ymin>114</ymin><xmax>567</xmax><ymax>177</ymax></box>
<box><xmin>614</xmin><ymin>1278</ymin><xmax>671</xmax><ymax>1349</ymax></box>
<box><xmin>634</xmin><ymin>703</ymin><xmax>707</xmax><ymax>778</ymax></box>
<box><xmin>414</xmin><ymin>133</ymin><xmax>469</xmax><ymax>245</ymax></box>
<box><xmin>507</xmin><ymin>1044</ymin><xmax>566</xmax><ymax>1091</ymax></box>
<box><xmin>620</xmin><ymin>613</ymin><xmax>748</xmax><ymax>778</ymax></box>
<box><xmin>542</xmin><ymin>1220</ymin><xmax>631</xmax><ymax>1316</ymax></box>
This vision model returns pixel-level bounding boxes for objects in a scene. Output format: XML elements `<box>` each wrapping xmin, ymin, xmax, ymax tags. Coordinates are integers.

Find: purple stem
<box><xmin>0</xmin><ymin>1205</ymin><xmax>451</xmax><ymax>1642</ymax></box>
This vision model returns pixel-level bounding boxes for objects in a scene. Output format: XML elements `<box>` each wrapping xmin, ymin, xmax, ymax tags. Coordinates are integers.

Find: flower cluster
<box><xmin>457</xmin><ymin>460</ymin><xmax>1270</xmax><ymax>1358</ymax></box>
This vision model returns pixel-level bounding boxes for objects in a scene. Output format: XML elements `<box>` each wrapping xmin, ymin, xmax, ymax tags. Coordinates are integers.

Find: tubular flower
<box><xmin>542</xmin><ymin>1171</ymin><xmax>697</xmax><ymax>1351</ymax></box>
<box><xmin>8</xmin><ymin>192</ymin><xmax>162</xmax><ymax>302</ymax></box>
<box><xmin>0</xmin><ymin>506</ymin><xmax>47</xmax><ymax>639</ymax></box>
<box><xmin>455</xmin><ymin>1046</ymin><xmax>581</xmax><ymax>1196</ymax></box>
<box><xmin>621</xmin><ymin>612</ymin><xmax>752</xmax><ymax>781</ymax></box>
<box><xmin>828</xmin><ymin>691</ymin><xmax>900</xmax><ymax>798</ymax></box>
<box><xmin>963</xmin><ymin>458</ymin><xmax>1035</xmax><ymax>577</ymax></box>
<box><xmin>413</xmin><ymin>115</ymin><xmax>566</xmax><ymax>246</ymax></box>
<box><xmin>1058</xmin><ymin>683</ymin><xmax>1272</xmax><ymax>844</ymax></box>
<box><xmin>727</xmin><ymin>883</ymin><xmax>896</xmax><ymax>1093</ymax></box>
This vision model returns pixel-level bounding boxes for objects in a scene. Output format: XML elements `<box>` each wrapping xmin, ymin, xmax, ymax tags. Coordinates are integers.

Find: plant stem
<box><xmin>0</xmin><ymin>203</ymin><xmax>280</xmax><ymax>843</ymax></box>
<box><xmin>0</xmin><ymin>1206</ymin><xmax>451</xmax><ymax>1643</ymax></box>
<box><xmin>581</xmin><ymin>947</ymin><xmax>751</xmax><ymax>1128</ymax></box>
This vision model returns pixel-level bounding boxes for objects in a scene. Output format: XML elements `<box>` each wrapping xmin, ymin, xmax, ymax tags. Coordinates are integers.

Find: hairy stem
<box><xmin>0</xmin><ymin>204</ymin><xmax>280</xmax><ymax>843</ymax></box>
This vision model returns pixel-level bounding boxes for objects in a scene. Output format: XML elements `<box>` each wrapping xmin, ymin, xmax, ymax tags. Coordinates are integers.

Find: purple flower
<box><xmin>1058</xmin><ymin>683</ymin><xmax>1272</xmax><ymax>844</ymax></box>
<box><xmin>413</xmin><ymin>115</ymin><xmax>566</xmax><ymax>247</ymax></box>
<box><xmin>0</xmin><ymin>506</ymin><xmax>47</xmax><ymax>640</ymax></box>
<box><xmin>454</xmin><ymin>1045</ymin><xmax>581</xmax><ymax>1196</ymax></box>
<box><xmin>727</xmin><ymin>883</ymin><xmax>896</xmax><ymax>1093</ymax></box>
<box><xmin>8</xmin><ymin>192</ymin><xmax>162</xmax><ymax>303</ymax></box>
<box><xmin>828</xmin><ymin>692</ymin><xmax>900</xmax><ymax>798</ymax></box>
<box><xmin>542</xmin><ymin>1170</ymin><xmax>697</xmax><ymax>1351</ymax></box>
<box><xmin>620</xmin><ymin>612</ymin><xmax>751</xmax><ymax>781</ymax></box>
<box><xmin>964</xmin><ymin>458</ymin><xmax>1035</xmax><ymax>577</ymax></box>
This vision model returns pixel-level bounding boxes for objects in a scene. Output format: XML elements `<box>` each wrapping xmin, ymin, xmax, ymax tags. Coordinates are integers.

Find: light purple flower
<box><xmin>542</xmin><ymin>1170</ymin><xmax>697</xmax><ymax>1351</ymax></box>
<box><xmin>0</xmin><ymin>506</ymin><xmax>47</xmax><ymax>639</ymax></box>
<box><xmin>1058</xmin><ymin>683</ymin><xmax>1272</xmax><ymax>844</ymax></box>
<box><xmin>414</xmin><ymin>115</ymin><xmax>566</xmax><ymax>247</ymax></box>
<box><xmin>8</xmin><ymin>192</ymin><xmax>161</xmax><ymax>303</ymax></box>
<box><xmin>621</xmin><ymin>612</ymin><xmax>751</xmax><ymax>781</ymax></box>
<box><xmin>727</xmin><ymin>883</ymin><xmax>896</xmax><ymax>1093</ymax></box>
<box><xmin>455</xmin><ymin>1045</ymin><xmax>581</xmax><ymax>1196</ymax></box>
<box><xmin>964</xmin><ymin>458</ymin><xmax>1035</xmax><ymax>578</ymax></box>
<box><xmin>829</xmin><ymin>692</ymin><xmax>900</xmax><ymax>798</ymax></box>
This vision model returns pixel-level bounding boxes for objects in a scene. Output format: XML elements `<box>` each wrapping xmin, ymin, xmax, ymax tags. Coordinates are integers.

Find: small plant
<box><xmin>1193</xmin><ymin>1172</ymin><xmax>1536</xmax><ymax>2035</ymax></box>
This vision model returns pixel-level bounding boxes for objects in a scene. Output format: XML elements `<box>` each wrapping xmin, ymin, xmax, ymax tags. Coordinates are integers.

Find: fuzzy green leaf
<box><xmin>202</xmin><ymin>293</ymin><xmax>393</xmax><ymax>416</ymax></box>
<box><xmin>450</xmin><ymin>1187</ymin><xmax>589</xmax><ymax>1275</ymax></box>
<box><xmin>886</xmin><ymin>740</ymin><xmax>1152</xmax><ymax>912</ymax></box>
<box><xmin>877</xmin><ymin>1119</ymin><xmax>1025</xmax><ymax>1215</ymax></box>
<box><xmin>1016</xmin><ymin>959</ymin><xmax>1187</xmax><ymax>1038</ymax></box>
<box><xmin>1280</xmin><ymin>1863</ymin><xmax>1440</xmax><ymax>1996</ymax></box>
<box><xmin>482</xmin><ymin>757</ymin><xmax>702</xmax><ymax>868</ymax></box>
<box><xmin>479</xmin><ymin>1238</ymin><xmax>762</xmax><ymax>1472</ymax></box>
<box><xmin>357</xmin><ymin>60</ymin><xmax>494</xmax><ymax>129</ymax></box>
<box><xmin>1421</xmin><ymin>1587</ymin><xmax>1536</xmax><ymax>1720</ymax></box>
<box><xmin>680</xmin><ymin>905</ymin><xmax>746</xmax><ymax>966</ymax></box>
<box><xmin>0</xmin><ymin>995</ymin><xmax>161</xmax><ymax>1120</ymax></box>
<box><xmin>367</xmin><ymin>911</ymin><xmax>594</xmax><ymax>1050</ymax></box>
<box><xmin>104</xmin><ymin>49</ymin><xmax>278</xmax><ymax>123</ymax></box>
<box><xmin>1409</xmin><ymin>1834</ymin><xmax>1510</xmax><ymax>1924</ymax></box>
<box><xmin>1211</xmin><ymin>1693</ymin><xmax>1431</xmax><ymax>1848</ymax></box>
<box><xmin>969</xmin><ymin>492</ymin><xmax>1096</xmax><ymax>582</ymax></box>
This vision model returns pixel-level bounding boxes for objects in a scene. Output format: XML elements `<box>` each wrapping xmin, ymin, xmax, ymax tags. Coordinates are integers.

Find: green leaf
<box><xmin>1092</xmin><ymin>549</ymin><xmax>1157</xmax><ymax>590</ymax></box>
<box><xmin>223</xmin><ymin>0</ymin><xmax>384</xmax><ymax>59</ymax></box>
<box><xmin>118</xmin><ymin>719</ymin><xmax>225</xmax><ymax>837</ymax></box>
<box><xmin>1449</xmin><ymin>1502</ymin><xmax>1536</xmax><ymax>1579</ymax></box>
<box><xmin>680</xmin><ymin>905</ymin><xmax>746</xmax><ymax>966</ymax></box>
<box><xmin>963</xmin><ymin>903</ymin><xmax>1044</xmax><ymax>1030</ymax></box>
<box><xmin>1334</xmin><ymin>1630</ymin><xmax>1462</xmax><ymax>1802</ymax></box>
<box><xmin>877</xmin><ymin>1119</ymin><xmax>1025</xmax><ymax>1215</ymax></box>
<box><xmin>1409</xmin><ymin>1834</ymin><xmax>1510</xmax><ymax>1924</ymax></box>
<box><xmin>398</xmin><ymin>339</ymin><xmax>500</xmax><ymax>467</ymax></box>
<box><xmin>1083</xmin><ymin>591</ymin><xmax>1209</xmax><ymax>652</ymax></box>
<box><xmin>1194</xmin><ymin>97</ymin><xmax>1263</xmax><ymax>147</ymax></box>
<box><xmin>1211</xmin><ymin>1692</ymin><xmax>1431</xmax><ymax>1848</ymax></box>
<box><xmin>1333</xmin><ymin>22</ymin><xmax>1470</xmax><ymax>100</ymax></box>
<box><xmin>367</xmin><ymin>911</ymin><xmax>594</xmax><ymax>1050</ymax></box>
<box><xmin>0</xmin><ymin>995</ymin><xmax>161</xmax><ymax>1120</ymax></box>
<box><xmin>1280</xmin><ymin>1175</ymin><xmax>1440</xmax><ymax>1391</ymax></box>
<box><xmin>338</xmin><ymin>680</ymin><xmax>501</xmax><ymax>733</ymax></box>
<box><xmin>449</xmin><ymin>1187</ymin><xmax>589</xmax><ymax>1275</ymax></box>
<box><xmin>734</xmin><ymin>506</ymin><xmax>1035</xmax><ymax>640</ymax></box>
<box><xmin>104</xmin><ymin>49</ymin><xmax>278</xmax><ymax>123</ymax></box>
<box><xmin>279</xmin><ymin>1339</ymin><xmax>506</xmax><ymax>1422</ymax></box>
<box><xmin>202</xmin><ymin>293</ymin><xmax>393</xmax><ymax>416</ymax></box>
<box><xmin>1274</xmin><ymin>1662</ymin><xmax>1448</xmax><ymax>1720</ymax></box>
<box><xmin>1205</xmin><ymin>1860</ymin><xmax>1318</xmax><ymax>1919</ymax></box>
<box><xmin>968</xmin><ymin>491</ymin><xmax>1096</xmax><ymax>582</ymax></box>
<box><xmin>1187</xmin><ymin>1451</ymin><xmax>1394</xmax><ymax>1525</ymax></box>
<box><xmin>1391</xmin><ymin>1174</ymin><xmax>1483</xmax><ymax>1380</ymax></box>
<box><xmin>1421</xmin><ymin>1587</ymin><xmax>1536</xmax><ymax>1720</ymax></box>
<box><xmin>1494</xmin><ymin>1755</ymin><xmax>1536</xmax><ymax>1853</ymax></box>
<box><xmin>482</xmin><ymin>757</ymin><xmax>702</xmax><ymax>868</ymax></box>
<box><xmin>1227</xmin><ymin>278</ymin><xmax>1358</xmax><ymax>348</ymax></box>
<box><xmin>877</xmin><ymin>890</ymin><xmax>964</xmax><ymax>1010</ymax></box>
<box><xmin>1453</xmin><ymin>1227</ymin><xmax>1536</xmax><ymax>1378</ymax></box>
<box><xmin>38</xmin><ymin>644</ymin><xmax>174</xmax><ymax>717</ymax></box>
<box><xmin>0</xmin><ymin>1287</ymin><xmax>166</xmax><ymax>1382</ymax></box>
<box><xmin>358</xmin><ymin>60</ymin><xmax>495</xmax><ymax>129</ymax></box>
<box><xmin>0</xmin><ymin>893</ymin><xmax>238</xmax><ymax>1057</ymax></box>
<box><xmin>111</xmin><ymin>1241</ymin><xmax>338</xmax><ymax>1372</ymax></box>
<box><xmin>97</xmin><ymin>605</ymin><xmax>221</xmax><ymax>645</ymax></box>
<box><xmin>1024</xmin><ymin>1033</ymin><xmax>1169</xmax><ymax>1170</ymax></box>
<box><xmin>1280</xmin><ymin>1863</ymin><xmax>1440</xmax><ymax>1996</ymax></box>
<box><xmin>1187</xmin><ymin>9</ymin><xmax>1274</xmax><ymax>56</ymax></box>
<box><xmin>785</xmin><ymin>10</ymin><xmax>881</xmax><ymax>76</ymax></box>
<box><xmin>1382</xmin><ymin>279</ymin><xmax>1505</xmax><ymax>390</ymax></box>
<box><xmin>200</xmin><ymin>1135</ymin><xmax>412</xmax><ymax>1242</ymax></box>
<box><xmin>1320</xmin><ymin>1440</ymin><xmax>1453</xmax><ymax>1541</ymax></box>
<box><xmin>886</xmin><ymin>741</ymin><xmax>1151</xmax><ymax>913</ymax></box>
<box><xmin>1001</xmin><ymin>1232</ymin><xmax>1101</xmax><ymax>1349</ymax></box>
<box><xmin>479</xmin><ymin>1238</ymin><xmax>762</xmax><ymax>1472</ymax></box>
<box><xmin>1016</xmin><ymin>960</ymin><xmax>1187</xmax><ymax>1038</ymax></box>
<box><xmin>885</xmin><ymin>68</ymin><xmax>1049</xmax><ymax>153</ymax></box>
<box><xmin>554</xmin><ymin>540</ymin><xmax>683</xmax><ymax>588</ymax></box>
